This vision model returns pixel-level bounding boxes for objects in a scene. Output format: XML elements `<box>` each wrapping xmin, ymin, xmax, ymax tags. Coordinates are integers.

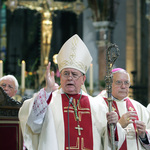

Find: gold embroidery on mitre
<box><xmin>59</xmin><ymin>36</ymin><xmax>87</xmax><ymax>73</ymax></box>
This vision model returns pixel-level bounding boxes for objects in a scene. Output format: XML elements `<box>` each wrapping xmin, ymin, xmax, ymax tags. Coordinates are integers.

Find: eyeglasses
<box><xmin>61</xmin><ymin>71</ymin><xmax>83</xmax><ymax>80</ymax></box>
<box><xmin>0</xmin><ymin>83</ymin><xmax>14</xmax><ymax>90</ymax></box>
<box><xmin>114</xmin><ymin>80</ymin><xmax>130</xmax><ymax>87</ymax></box>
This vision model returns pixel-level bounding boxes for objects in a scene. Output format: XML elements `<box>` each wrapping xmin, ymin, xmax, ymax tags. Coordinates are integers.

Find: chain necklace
<box><xmin>64</xmin><ymin>90</ymin><xmax>82</xmax><ymax>121</ymax></box>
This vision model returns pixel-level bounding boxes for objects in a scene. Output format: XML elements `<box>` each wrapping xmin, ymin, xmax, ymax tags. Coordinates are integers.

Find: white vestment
<box><xmin>97</xmin><ymin>90</ymin><xmax>150</xmax><ymax>150</ymax></box>
<box><xmin>19</xmin><ymin>88</ymin><xmax>117</xmax><ymax>150</ymax></box>
<box><xmin>147</xmin><ymin>104</ymin><xmax>150</xmax><ymax>112</ymax></box>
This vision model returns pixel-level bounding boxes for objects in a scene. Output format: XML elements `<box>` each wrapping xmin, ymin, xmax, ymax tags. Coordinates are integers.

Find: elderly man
<box><xmin>0</xmin><ymin>75</ymin><xmax>27</xmax><ymax>149</ymax></box>
<box><xmin>0</xmin><ymin>75</ymin><xmax>19</xmax><ymax>97</ymax></box>
<box><xmin>19</xmin><ymin>34</ymin><xmax>119</xmax><ymax>150</ymax></box>
<box><xmin>96</xmin><ymin>68</ymin><xmax>150</xmax><ymax>149</ymax></box>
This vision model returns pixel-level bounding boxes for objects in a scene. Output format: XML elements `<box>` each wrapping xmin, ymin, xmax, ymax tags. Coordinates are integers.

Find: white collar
<box><xmin>112</xmin><ymin>96</ymin><xmax>128</xmax><ymax>102</ymax></box>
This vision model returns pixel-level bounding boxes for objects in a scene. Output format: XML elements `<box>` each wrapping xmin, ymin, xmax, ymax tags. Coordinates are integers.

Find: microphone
<box><xmin>68</xmin><ymin>97</ymin><xmax>73</xmax><ymax>150</ymax></box>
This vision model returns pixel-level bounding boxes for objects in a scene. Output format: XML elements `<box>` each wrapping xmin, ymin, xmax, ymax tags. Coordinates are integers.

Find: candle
<box><xmin>0</xmin><ymin>60</ymin><xmax>3</xmax><ymax>78</ymax></box>
<box><xmin>89</xmin><ymin>63</ymin><xmax>93</xmax><ymax>91</ymax></box>
<box><xmin>21</xmin><ymin>60</ymin><xmax>26</xmax><ymax>89</ymax></box>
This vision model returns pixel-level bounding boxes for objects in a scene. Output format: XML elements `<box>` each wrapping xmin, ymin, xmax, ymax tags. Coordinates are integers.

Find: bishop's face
<box><xmin>60</xmin><ymin>68</ymin><xmax>86</xmax><ymax>94</ymax></box>
<box><xmin>112</xmin><ymin>72</ymin><xmax>130</xmax><ymax>100</ymax></box>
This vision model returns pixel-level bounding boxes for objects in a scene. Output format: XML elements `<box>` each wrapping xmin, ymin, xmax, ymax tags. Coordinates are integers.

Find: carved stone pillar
<box><xmin>148</xmin><ymin>27</ymin><xmax>150</xmax><ymax>104</ymax></box>
<box><xmin>145</xmin><ymin>0</ymin><xmax>150</xmax><ymax>103</ymax></box>
<box><xmin>93</xmin><ymin>21</ymin><xmax>114</xmax><ymax>90</ymax></box>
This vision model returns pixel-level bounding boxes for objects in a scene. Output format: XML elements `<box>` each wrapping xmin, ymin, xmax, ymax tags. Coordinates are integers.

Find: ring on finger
<box><xmin>127</xmin><ymin>118</ymin><xmax>130</xmax><ymax>121</ymax></box>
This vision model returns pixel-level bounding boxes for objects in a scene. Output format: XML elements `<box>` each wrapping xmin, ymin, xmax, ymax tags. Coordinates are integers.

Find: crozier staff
<box><xmin>19</xmin><ymin>34</ymin><xmax>119</xmax><ymax>150</ymax></box>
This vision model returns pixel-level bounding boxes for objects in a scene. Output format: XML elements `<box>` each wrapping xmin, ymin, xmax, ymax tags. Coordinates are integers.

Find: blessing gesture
<box><xmin>45</xmin><ymin>62</ymin><xmax>55</xmax><ymax>93</ymax></box>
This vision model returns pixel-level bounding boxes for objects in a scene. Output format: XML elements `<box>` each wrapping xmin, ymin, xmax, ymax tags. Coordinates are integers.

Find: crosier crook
<box><xmin>105</xmin><ymin>43</ymin><xmax>120</xmax><ymax>150</ymax></box>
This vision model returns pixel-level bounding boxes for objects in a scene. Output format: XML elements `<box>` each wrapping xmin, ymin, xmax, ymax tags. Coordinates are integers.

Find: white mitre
<box><xmin>57</xmin><ymin>34</ymin><xmax>92</xmax><ymax>74</ymax></box>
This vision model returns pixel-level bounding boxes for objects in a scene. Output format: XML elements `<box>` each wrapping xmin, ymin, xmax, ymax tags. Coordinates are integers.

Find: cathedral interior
<box><xmin>0</xmin><ymin>0</ymin><xmax>150</xmax><ymax>107</ymax></box>
<box><xmin>1</xmin><ymin>0</ymin><xmax>150</xmax><ymax>149</ymax></box>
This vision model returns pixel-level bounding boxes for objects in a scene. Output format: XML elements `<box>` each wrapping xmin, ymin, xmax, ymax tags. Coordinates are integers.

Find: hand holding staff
<box><xmin>105</xmin><ymin>43</ymin><xmax>120</xmax><ymax>150</ymax></box>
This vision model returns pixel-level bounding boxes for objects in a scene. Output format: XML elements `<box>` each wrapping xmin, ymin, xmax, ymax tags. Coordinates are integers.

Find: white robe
<box><xmin>19</xmin><ymin>91</ymin><xmax>58</xmax><ymax>150</ymax></box>
<box><xmin>97</xmin><ymin>90</ymin><xmax>150</xmax><ymax>150</ymax></box>
<box><xmin>19</xmin><ymin>89</ymin><xmax>116</xmax><ymax>150</ymax></box>
<box><xmin>147</xmin><ymin>104</ymin><xmax>150</xmax><ymax>112</ymax></box>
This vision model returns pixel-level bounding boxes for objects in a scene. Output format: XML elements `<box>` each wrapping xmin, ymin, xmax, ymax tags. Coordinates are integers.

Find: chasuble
<box><xmin>19</xmin><ymin>88</ymin><xmax>116</xmax><ymax>150</ymax></box>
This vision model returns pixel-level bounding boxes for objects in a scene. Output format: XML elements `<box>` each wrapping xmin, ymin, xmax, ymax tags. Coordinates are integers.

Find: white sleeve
<box><xmin>27</xmin><ymin>88</ymin><xmax>51</xmax><ymax>133</ymax></box>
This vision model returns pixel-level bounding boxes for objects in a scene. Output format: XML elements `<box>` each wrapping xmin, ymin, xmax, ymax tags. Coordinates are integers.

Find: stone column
<box><xmin>144</xmin><ymin>0</ymin><xmax>150</xmax><ymax>103</ymax></box>
<box><xmin>148</xmin><ymin>26</ymin><xmax>150</xmax><ymax>104</ymax></box>
<box><xmin>146</xmin><ymin>14</ymin><xmax>150</xmax><ymax>104</ymax></box>
<box><xmin>93</xmin><ymin>21</ymin><xmax>114</xmax><ymax>90</ymax></box>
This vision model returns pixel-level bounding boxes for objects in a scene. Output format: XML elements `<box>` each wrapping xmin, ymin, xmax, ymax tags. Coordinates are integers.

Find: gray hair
<box><xmin>111</xmin><ymin>68</ymin><xmax>130</xmax><ymax>81</ymax></box>
<box><xmin>0</xmin><ymin>75</ymin><xmax>19</xmax><ymax>91</ymax></box>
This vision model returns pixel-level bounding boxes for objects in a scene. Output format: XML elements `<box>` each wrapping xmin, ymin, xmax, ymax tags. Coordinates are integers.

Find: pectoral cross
<box><xmin>125</xmin><ymin>126</ymin><xmax>131</xmax><ymax>132</ymax></box>
<box><xmin>75</xmin><ymin>124</ymin><xmax>83</xmax><ymax>136</ymax></box>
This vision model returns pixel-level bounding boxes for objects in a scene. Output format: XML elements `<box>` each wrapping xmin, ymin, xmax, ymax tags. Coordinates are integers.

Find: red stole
<box><xmin>47</xmin><ymin>92</ymin><xmax>52</xmax><ymax>104</ymax></box>
<box><xmin>62</xmin><ymin>94</ymin><xmax>93</xmax><ymax>150</ymax></box>
<box><xmin>104</xmin><ymin>97</ymin><xmax>139</xmax><ymax>150</ymax></box>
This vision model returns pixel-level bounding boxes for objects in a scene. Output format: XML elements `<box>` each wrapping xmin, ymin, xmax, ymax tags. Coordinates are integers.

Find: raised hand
<box><xmin>45</xmin><ymin>62</ymin><xmax>55</xmax><ymax>93</ymax></box>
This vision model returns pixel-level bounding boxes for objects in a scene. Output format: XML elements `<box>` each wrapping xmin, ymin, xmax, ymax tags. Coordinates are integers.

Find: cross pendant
<box><xmin>125</xmin><ymin>126</ymin><xmax>131</xmax><ymax>132</ymax></box>
<box><xmin>75</xmin><ymin>124</ymin><xmax>83</xmax><ymax>136</ymax></box>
